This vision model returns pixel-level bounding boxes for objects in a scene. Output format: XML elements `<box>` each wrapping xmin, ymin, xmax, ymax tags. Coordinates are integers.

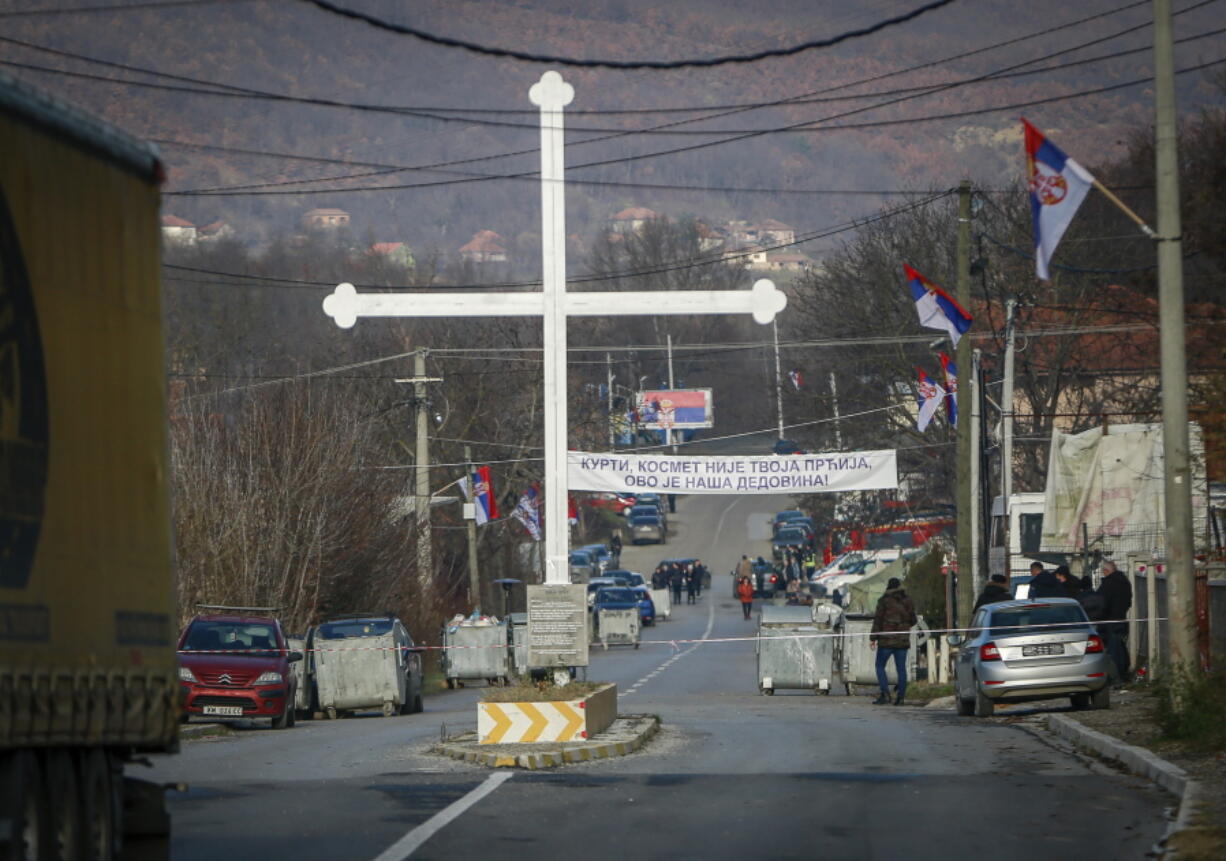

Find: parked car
<box><xmin>578</xmin><ymin>543</ymin><xmax>612</xmax><ymax>573</ymax></box>
<box><xmin>630</xmin><ymin>585</ymin><xmax>656</xmax><ymax>626</ymax></box>
<box><xmin>585</xmin><ymin>492</ymin><xmax>637</xmax><ymax>515</ymax></box>
<box><xmin>774</xmin><ymin>516</ymin><xmax>814</xmax><ymax>541</ymax></box>
<box><xmin>178</xmin><ymin>610</ymin><xmax>303</xmax><ymax>728</ymax></box>
<box><xmin>587</xmin><ymin>575</ymin><xmax>633</xmax><ymax>606</ymax></box>
<box><xmin>635</xmin><ymin>492</ymin><xmax>669</xmax><ymax>515</ymax></box>
<box><xmin>772</xmin><ymin>510</ymin><xmax>806</xmax><ymax>528</ymax></box>
<box><xmin>604</xmin><ymin>568</ymin><xmax>645</xmax><ymax>587</ymax></box>
<box><xmin>949</xmin><ymin>598</ymin><xmax>1111</xmax><ymax>717</ymax></box>
<box><xmin>628</xmin><ymin>503</ymin><xmax>667</xmax><ymax>529</ymax></box>
<box><xmin>309</xmin><ymin>613</ymin><xmax>424</xmax><ymax>718</ymax></box>
<box><xmin>772</xmin><ymin>525</ymin><xmax>809</xmax><ymax>560</ymax></box>
<box><xmin>591</xmin><ymin>586</ymin><xmax>641</xmax><ymax>618</ymax></box>
<box><xmin>629</xmin><ymin>513</ymin><xmax>665</xmax><ymax>545</ymax></box>
<box><xmin>569</xmin><ymin>548</ymin><xmax>600</xmax><ymax>582</ymax></box>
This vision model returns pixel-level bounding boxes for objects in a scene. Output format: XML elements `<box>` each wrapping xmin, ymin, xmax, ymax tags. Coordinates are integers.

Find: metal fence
<box><xmin>1122</xmin><ymin>556</ymin><xmax>1225</xmax><ymax>676</ymax></box>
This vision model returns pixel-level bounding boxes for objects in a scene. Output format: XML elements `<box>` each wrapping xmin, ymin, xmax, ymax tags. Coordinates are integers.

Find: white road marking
<box><xmin>371</xmin><ymin>771</ymin><xmax>513</xmax><ymax>860</ymax></box>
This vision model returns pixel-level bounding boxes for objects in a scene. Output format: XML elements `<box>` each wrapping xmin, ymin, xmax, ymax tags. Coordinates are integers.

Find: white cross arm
<box><xmin>322</xmin><ymin>278</ymin><xmax>786</xmax><ymax>328</ymax></box>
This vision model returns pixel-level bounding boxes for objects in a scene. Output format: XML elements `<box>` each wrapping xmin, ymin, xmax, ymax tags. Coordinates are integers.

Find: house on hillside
<box><xmin>760</xmin><ymin>251</ymin><xmax>812</xmax><ymax>272</ymax></box>
<box><xmin>459</xmin><ymin>230</ymin><xmax>508</xmax><ymax>263</ymax></box>
<box><xmin>161</xmin><ymin>214</ymin><xmax>196</xmax><ymax>245</ymax></box>
<box><xmin>370</xmin><ymin>241</ymin><xmax>415</xmax><ymax>268</ymax></box>
<box><xmin>694</xmin><ymin>220</ymin><xmax>726</xmax><ymax>252</ymax></box>
<box><xmin>196</xmin><ymin>219</ymin><xmax>233</xmax><ymax>242</ymax></box>
<box><xmin>729</xmin><ymin>218</ymin><xmax>795</xmax><ymax>247</ymax></box>
<box><xmin>609</xmin><ymin>206</ymin><xmax>659</xmax><ymax>235</ymax></box>
<box><xmin>301</xmin><ymin>208</ymin><xmax>350</xmax><ymax>230</ymax></box>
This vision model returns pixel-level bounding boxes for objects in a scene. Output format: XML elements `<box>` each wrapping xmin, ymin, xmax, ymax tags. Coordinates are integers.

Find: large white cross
<box><xmin>323</xmin><ymin>71</ymin><xmax>786</xmax><ymax>586</ymax></box>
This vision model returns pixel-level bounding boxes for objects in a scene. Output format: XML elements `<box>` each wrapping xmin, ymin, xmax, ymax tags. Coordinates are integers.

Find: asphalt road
<box><xmin>137</xmin><ymin>492</ymin><xmax>1171</xmax><ymax>861</ymax></box>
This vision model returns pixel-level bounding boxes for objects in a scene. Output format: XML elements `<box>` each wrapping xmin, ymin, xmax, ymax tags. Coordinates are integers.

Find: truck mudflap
<box><xmin>0</xmin><ymin>668</ymin><xmax>179</xmax><ymax>751</ymax></box>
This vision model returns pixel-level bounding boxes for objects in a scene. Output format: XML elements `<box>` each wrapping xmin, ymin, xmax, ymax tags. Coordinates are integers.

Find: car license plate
<box><xmin>1022</xmin><ymin>643</ymin><xmax>1064</xmax><ymax>656</ymax></box>
<box><xmin>202</xmin><ymin>705</ymin><xmax>244</xmax><ymax>716</ymax></box>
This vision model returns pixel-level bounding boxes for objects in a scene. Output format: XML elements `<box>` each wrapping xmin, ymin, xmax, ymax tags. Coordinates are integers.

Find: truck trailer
<box><xmin>0</xmin><ymin>73</ymin><xmax>178</xmax><ymax>858</ymax></box>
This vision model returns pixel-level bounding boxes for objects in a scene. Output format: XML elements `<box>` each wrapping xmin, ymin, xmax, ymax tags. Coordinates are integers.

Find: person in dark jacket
<box><xmin>1053</xmin><ymin>564</ymin><xmax>1083</xmax><ymax>599</ymax></box>
<box><xmin>974</xmin><ymin>574</ymin><xmax>1011</xmax><ymax>611</ymax></box>
<box><xmin>1097</xmin><ymin>560</ymin><xmax>1133</xmax><ymax>683</ymax></box>
<box><xmin>1027</xmin><ymin>561</ymin><xmax>1063</xmax><ymax>599</ymax></box>
<box><xmin>870</xmin><ymin>578</ymin><xmax>918</xmax><ymax>705</ymax></box>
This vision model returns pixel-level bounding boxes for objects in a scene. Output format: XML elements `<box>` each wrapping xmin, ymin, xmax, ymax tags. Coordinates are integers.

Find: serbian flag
<box><xmin>916</xmin><ymin>368</ymin><xmax>945</xmax><ymax>432</ymax></box>
<box><xmin>469</xmin><ymin>465</ymin><xmax>497</xmax><ymax>525</ymax></box>
<box><xmin>788</xmin><ymin>368</ymin><xmax>804</xmax><ymax>391</ymax></box>
<box><xmin>938</xmin><ymin>352</ymin><xmax>958</xmax><ymax>425</ymax></box>
<box><xmin>512</xmin><ymin>484</ymin><xmax>542</xmax><ymax>541</ymax></box>
<box><xmin>1023</xmin><ymin>118</ymin><xmax>1094</xmax><ymax>280</ymax></box>
<box><xmin>904</xmin><ymin>264</ymin><xmax>972</xmax><ymax>347</ymax></box>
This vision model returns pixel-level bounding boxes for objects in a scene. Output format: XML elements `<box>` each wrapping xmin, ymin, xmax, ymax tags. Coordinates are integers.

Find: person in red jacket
<box><xmin>736</xmin><ymin>576</ymin><xmax>755</xmax><ymax>620</ymax></box>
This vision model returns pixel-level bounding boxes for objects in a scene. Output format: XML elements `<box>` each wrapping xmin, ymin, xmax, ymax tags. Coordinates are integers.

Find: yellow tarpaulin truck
<box><xmin>1</xmin><ymin>72</ymin><xmax>178</xmax><ymax>858</ymax></box>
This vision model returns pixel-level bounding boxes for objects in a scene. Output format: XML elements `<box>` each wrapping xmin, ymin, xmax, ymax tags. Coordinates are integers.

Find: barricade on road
<box><xmin>840</xmin><ymin>612</ymin><xmax>929</xmax><ymax>696</ymax></box>
<box><xmin>442</xmin><ymin>616</ymin><xmax>511</xmax><ymax>688</ymax></box>
<box><xmin>650</xmin><ymin>587</ymin><xmax>672</xmax><ymax>620</ymax></box>
<box><xmin>594</xmin><ymin>607</ymin><xmax>640</xmax><ymax>650</ymax></box>
<box><xmin>313</xmin><ymin>616</ymin><xmax>421</xmax><ymax>718</ymax></box>
<box><xmin>756</xmin><ymin>603</ymin><xmax>843</xmax><ymax>696</ymax></box>
<box><xmin>287</xmin><ymin>635</ymin><xmax>313</xmax><ymax>715</ymax></box>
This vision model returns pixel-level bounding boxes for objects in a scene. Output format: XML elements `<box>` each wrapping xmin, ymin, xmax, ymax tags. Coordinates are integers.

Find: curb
<box><xmin>436</xmin><ymin>715</ymin><xmax>660</xmax><ymax>770</ymax></box>
<box><xmin>179</xmin><ymin>722</ymin><xmax>231</xmax><ymax>740</ymax></box>
<box><xmin>1045</xmin><ymin>714</ymin><xmax>1203</xmax><ymax>858</ymax></box>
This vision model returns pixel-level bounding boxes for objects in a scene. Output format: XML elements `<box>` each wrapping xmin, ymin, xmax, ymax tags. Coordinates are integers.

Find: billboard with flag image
<box><xmin>635</xmin><ymin>389</ymin><xmax>714</xmax><ymax>430</ymax></box>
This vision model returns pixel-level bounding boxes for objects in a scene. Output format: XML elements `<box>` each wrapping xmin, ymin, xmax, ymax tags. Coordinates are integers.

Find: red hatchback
<box><xmin>178</xmin><ymin>610</ymin><xmax>303</xmax><ymax>728</ymax></box>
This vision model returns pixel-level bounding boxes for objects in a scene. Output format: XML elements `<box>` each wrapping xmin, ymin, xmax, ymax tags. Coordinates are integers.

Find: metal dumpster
<box><xmin>312</xmin><ymin>618</ymin><xmax>415</xmax><ymax>719</ymax></box>
<box><xmin>506</xmin><ymin>612</ymin><xmax>529</xmax><ymax>677</ymax></box>
<box><xmin>840</xmin><ymin>612</ymin><xmax>929</xmax><ymax>695</ymax></box>
<box><xmin>595</xmin><ymin>607</ymin><xmax>640</xmax><ymax>649</ymax></box>
<box><xmin>441</xmin><ymin>618</ymin><xmax>510</xmax><ymax>687</ymax></box>
<box><xmin>287</xmin><ymin>635</ymin><xmax>313</xmax><ymax>716</ymax></box>
<box><xmin>650</xmin><ymin>588</ymin><xmax>672</xmax><ymax>620</ymax></box>
<box><xmin>756</xmin><ymin>604</ymin><xmax>843</xmax><ymax>695</ymax></box>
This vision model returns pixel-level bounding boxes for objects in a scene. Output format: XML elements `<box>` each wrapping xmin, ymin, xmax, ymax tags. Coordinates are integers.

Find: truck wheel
<box><xmin>325</xmin><ymin>707</ymin><xmax>338</xmax><ymax>721</ymax></box>
<box><xmin>81</xmin><ymin>750</ymin><xmax>118</xmax><ymax>861</ymax></box>
<box><xmin>0</xmin><ymin>750</ymin><xmax>52</xmax><ymax>861</ymax></box>
<box><xmin>382</xmin><ymin>701</ymin><xmax>396</xmax><ymax>718</ymax></box>
<box><xmin>47</xmin><ymin>750</ymin><xmax>84</xmax><ymax>861</ymax></box>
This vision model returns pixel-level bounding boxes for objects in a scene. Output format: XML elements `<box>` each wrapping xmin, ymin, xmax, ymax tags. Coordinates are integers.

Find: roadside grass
<box><xmin>1154</xmin><ymin>670</ymin><xmax>1226</xmax><ymax>751</ymax></box>
<box><xmin>904</xmin><ymin>681</ymin><xmax>954</xmax><ymax>703</ymax></box>
<box><xmin>481</xmin><ymin>679</ymin><xmax>608</xmax><ymax>703</ymax></box>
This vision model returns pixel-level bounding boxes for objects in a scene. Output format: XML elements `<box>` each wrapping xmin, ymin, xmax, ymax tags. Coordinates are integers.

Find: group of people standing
<box><xmin>652</xmin><ymin>560</ymin><xmax>708</xmax><ymax>605</ymax></box>
<box><xmin>975</xmin><ymin>559</ymin><xmax>1134</xmax><ymax>683</ymax></box>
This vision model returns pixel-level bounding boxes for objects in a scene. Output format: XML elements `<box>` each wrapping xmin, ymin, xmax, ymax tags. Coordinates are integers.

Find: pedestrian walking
<box><xmin>870</xmin><ymin>577</ymin><xmax>917</xmax><ymax>705</ymax></box>
<box><xmin>736</xmin><ymin>576</ymin><xmax>755</xmax><ymax>620</ymax></box>
<box><xmin>974</xmin><ymin>574</ymin><xmax>1011</xmax><ymax>611</ymax></box>
<box><xmin>609</xmin><ymin>532</ymin><xmax>622</xmax><ymax>568</ymax></box>
<box><xmin>685</xmin><ymin>565</ymin><xmax>697</xmax><ymax>604</ymax></box>
<box><xmin>1096</xmin><ymin>560</ymin><xmax>1133</xmax><ymax>684</ymax></box>
<box><xmin>670</xmin><ymin>565</ymin><xmax>684</xmax><ymax>604</ymax></box>
<box><xmin>1026</xmin><ymin>560</ymin><xmax>1063</xmax><ymax>599</ymax></box>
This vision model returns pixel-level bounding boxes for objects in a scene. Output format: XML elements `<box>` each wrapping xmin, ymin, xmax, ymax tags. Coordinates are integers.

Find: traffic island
<box><xmin>436</xmin><ymin>714</ymin><xmax>660</xmax><ymax>769</ymax></box>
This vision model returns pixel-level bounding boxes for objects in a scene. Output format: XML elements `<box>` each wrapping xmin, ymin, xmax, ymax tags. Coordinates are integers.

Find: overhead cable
<box><xmin>299</xmin><ymin>0</ymin><xmax>957</xmax><ymax>70</ymax></box>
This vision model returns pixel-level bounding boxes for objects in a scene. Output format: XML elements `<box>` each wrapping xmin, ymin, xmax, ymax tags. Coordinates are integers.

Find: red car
<box><xmin>178</xmin><ymin>610</ymin><xmax>302</xmax><ymax>728</ymax></box>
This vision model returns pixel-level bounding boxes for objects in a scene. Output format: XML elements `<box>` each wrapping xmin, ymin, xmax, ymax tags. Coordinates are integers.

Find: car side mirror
<box><xmin>946</xmin><ymin>635</ymin><xmax>963</xmax><ymax>647</ymax></box>
<box><xmin>287</xmin><ymin>651</ymin><xmax>304</xmax><ymax>663</ymax></box>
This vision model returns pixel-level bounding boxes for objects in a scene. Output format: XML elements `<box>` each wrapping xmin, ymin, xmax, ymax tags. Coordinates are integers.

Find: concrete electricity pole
<box><xmin>1153</xmin><ymin>0</ymin><xmax>1197</xmax><ymax>680</ymax></box>
<box><xmin>394</xmin><ymin>351</ymin><xmax>437</xmax><ymax>585</ymax></box>
<box><xmin>464</xmin><ymin>445</ymin><xmax>481</xmax><ymax>612</ymax></box>
<box><xmin>955</xmin><ymin>180</ymin><xmax>974</xmax><ymax>626</ymax></box>
<box><xmin>1000</xmin><ymin>298</ymin><xmax>1018</xmax><ymax>581</ymax></box>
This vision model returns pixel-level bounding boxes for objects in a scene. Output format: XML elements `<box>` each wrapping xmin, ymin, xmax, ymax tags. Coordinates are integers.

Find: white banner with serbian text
<box><xmin>568</xmin><ymin>450</ymin><xmax>897</xmax><ymax>495</ymax></box>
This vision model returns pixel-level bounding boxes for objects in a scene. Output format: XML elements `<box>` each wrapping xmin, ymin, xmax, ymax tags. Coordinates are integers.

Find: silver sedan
<box><xmin>949</xmin><ymin>598</ymin><xmax>1112</xmax><ymax>717</ymax></box>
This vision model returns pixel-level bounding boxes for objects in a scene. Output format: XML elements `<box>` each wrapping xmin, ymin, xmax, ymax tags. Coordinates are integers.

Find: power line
<box><xmin>300</xmin><ymin>0</ymin><xmax>956</xmax><ymax>70</ymax></box>
<box><xmin>0</xmin><ymin>0</ymin><xmax>251</xmax><ymax>17</ymax></box>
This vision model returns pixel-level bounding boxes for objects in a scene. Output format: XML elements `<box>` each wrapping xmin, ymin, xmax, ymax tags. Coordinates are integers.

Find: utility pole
<box><xmin>829</xmin><ymin>371</ymin><xmax>842</xmax><ymax>449</ymax></box>
<box><xmin>464</xmin><ymin>445</ymin><xmax>481</xmax><ymax>612</ymax></box>
<box><xmin>1001</xmin><ymin>298</ymin><xmax>1018</xmax><ymax>581</ymax></box>
<box><xmin>606</xmin><ymin>352</ymin><xmax>615</xmax><ymax>451</ymax></box>
<box><xmin>394</xmin><ymin>350</ymin><xmax>437</xmax><ymax>586</ymax></box>
<box><xmin>772</xmin><ymin>319</ymin><xmax>785</xmax><ymax>440</ymax></box>
<box><xmin>955</xmin><ymin>179</ymin><xmax>974</xmax><ymax>626</ymax></box>
<box><xmin>1153</xmin><ymin>0</ymin><xmax>1196</xmax><ymax>681</ymax></box>
<box><xmin>969</xmin><ymin>349</ymin><xmax>983</xmax><ymax>603</ymax></box>
<box><xmin>665</xmin><ymin>333</ymin><xmax>676</xmax><ymax>453</ymax></box>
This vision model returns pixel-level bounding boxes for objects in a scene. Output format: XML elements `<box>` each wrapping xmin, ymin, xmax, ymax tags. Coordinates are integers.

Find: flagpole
<box><xmin>772</xmin><ymin>320</ymin><xmax>785</xmax><ymax>440</ymax></box>
<box><xmin>1092</xmin><ymin>179</ymin><xmax>1156</xmax><ymax>238</ymax></box>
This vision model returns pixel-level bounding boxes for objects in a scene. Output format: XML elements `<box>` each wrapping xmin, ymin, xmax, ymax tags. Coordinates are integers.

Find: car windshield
<box><xmin>989</xmin><ymin>604</ymin><xmax>1089</xmax><ymax>637</ymax></box>
<box><xmin>597</xmin><ymin>589</ymin><xmax>636</xmax><ymax>603</ymax></box>
<box><xmin>867</xmin><ymin>530</ymin><xmax>913</xmax><ymax>550</ymax></box>
<box><xmin>776</xmin><ymin>528</ymin><xmax>805</xmax><ymax>541</ymax></box>
<box><xmin>317</xmin><ymin>619</ymin><xmax>393</xmax><ymax>639</ymax></box>
<box><xmin>569</xmin><ymin>552</ymin><xmax>592</xmax><ymax>563</ymax></box>
<box><xmin>183</xmin><ymin>621</ymin><xmax>278</xmax><ymax>651</ymax></box>
<box><xmin>630</xmin><ymin>516</ymin><xmax>660</xmax><ymax>525</ymax></box>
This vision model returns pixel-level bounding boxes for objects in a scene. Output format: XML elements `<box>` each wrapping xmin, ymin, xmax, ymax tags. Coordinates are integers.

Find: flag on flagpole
<box><xmin>903</xmin><ymin>264</ymin><xmax>973</xmax><ymax>347</ymax></box>
<box><xmin>512</xmin><ymin>484</ymin><xmax>542</xmax><ymax>541</ymax></box>
<box><xmin>466</xmin><ymin>465</ymin><xmax>497</xmax><ymax>525</ymax></box>
<box><xmin>938</xmin><ymin>352</ymin><xmax>958</xmax><ymax>425</ymax></box>
<box><xmin>916</xmin><ymin>368</ymin><xmax>945</xmax><ymax>432</ymax></box>
<box><xmin>788</xmin><ymin>368</ymin><xmax>804</xmax><ymax>391</ymax></box>
<box><xmin>1023</xmin><ymin>117</ymin><xmax>1095</xmax><ymax>281</ymax></box>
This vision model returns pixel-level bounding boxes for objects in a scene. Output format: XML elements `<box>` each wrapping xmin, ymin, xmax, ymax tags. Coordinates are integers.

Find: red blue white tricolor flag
<box><xmin>512</xmin><ymin>484</ymin><xmax>542</xmax><ymax>541</ymax></box>
<box><xmin>903</xmin><ymin>264</ymin><xmax>972</xmax><ymax>347</ymax></box>
<box><xmin>916</xmin><ymin>368</ymin><xmax>945</xmax><ymax>433</ymax></box>
<box><xmin>470</xmin><ymin>465</ymin><xmax>497</xmax><ymax>526</ymax></box>
<box><xmin>1023</xmin><ymin>117</ymin><xmax>1094</xmax><ymax>281</ymax></box>
<box><xmin>938</xmin><ymin>352</ymin><xmax>958</xmax><ymax>426</ymax></box>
